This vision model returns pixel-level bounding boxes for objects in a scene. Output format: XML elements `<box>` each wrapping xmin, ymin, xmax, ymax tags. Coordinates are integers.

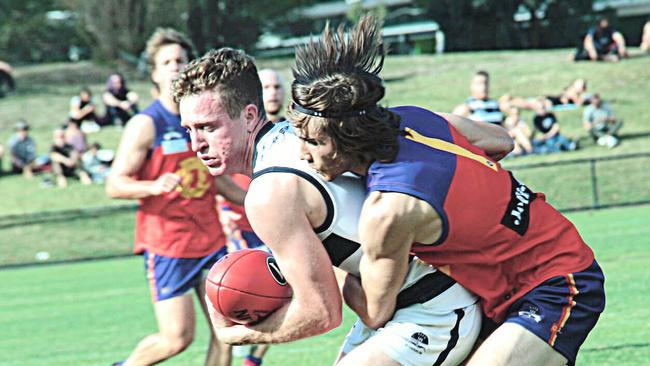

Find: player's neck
<box><xmin>242</xmin><ymin>118</ymin><xmax>272</xmax><ymax>177</ymax></box>
<box><xmin>350</xmin><ymin>161</ymin><xmax>371</xmax><ymax>177</ymax></box>
<box><xmin>158</xmin><ymin>85</ymin><xmax>179</xmax><ymax>114</ymax></box>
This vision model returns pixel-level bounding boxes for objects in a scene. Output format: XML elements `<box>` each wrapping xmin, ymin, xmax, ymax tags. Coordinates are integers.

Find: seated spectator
<box><xmin>8</xmin><ymin>120</ymin><xmax>38</xmax><ymax>178</ymax></box>
<box><xmin>500</xmin><ymin>78</ymin><xmax>591</xmax><ymax>112</ymax></box>
<box><xmin>452</xmin><ymin>70</ymin><xmax>504</xmax><ymax>125</ymax></box>
<box><xmin>49</xmin><ymin>128</ymin><xmax>92</xmax><ymax>187</ymax></box>
<box><xmin>575</xmin><ymin>17</ymin><xmax>628</xmax><ymax>62</ymax></box>
<box><xmin>82</xmin><ymin>142</ymin><xmax>113</xmax><ymax>183</ymax></box>
<box><xmin>64</xmin><ymin>119</ymin><xmax>88</xmax><ymax>154</ymax></box>
<box><xmin>582</xmin><ymin>94</ymin><xmax>623</xmax><ymax>148</ymax></box>
<box><xmin>532</xmin><ymin>106</ymin><xmax>577</xmax><ymax>154</ymax></box>
<box><xmin>504</xmin><ymin>107</ymin><xmax>534</xmax><ymax>156</ymax></box>
<box><xmin>69</xmin><ymin>86</ymin><xmax>102</xmax><ymax>133</ymax></box>
<box><xmin>641</xmin><ymin>20</ymin><xmax>650</xmax><ymax>53</ymax></box>
<box><xmin>102</xmin><ymin>73</ymin><xmax>139</xmax><ymax>126</ymax></box>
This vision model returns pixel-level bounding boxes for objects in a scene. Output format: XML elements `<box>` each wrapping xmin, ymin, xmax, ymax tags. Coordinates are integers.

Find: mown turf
<box><xmin>0</xmin><ymin>205</ymin><xmax>648</xmax><ymax>365</ymax></box>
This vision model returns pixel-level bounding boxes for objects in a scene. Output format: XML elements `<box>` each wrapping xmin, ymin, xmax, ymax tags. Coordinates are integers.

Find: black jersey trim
<box><xmin>322</xmin><ymin>233</ymin><xmax>361</xmax><ymax>267</ymax></box>
<box><xmin>253</xmin><ymin>167</ymin><xmax>334</xmax><ymax>234</ymax></box>
<box><xmin>395</xmin><ymin>270</ymin><xmax>457</xmax><ymax>311</ymax></box>
<box><xmin>433</xmin><ymin>308</ymin><xmax>465</xmax><ymax>366</ymax></box>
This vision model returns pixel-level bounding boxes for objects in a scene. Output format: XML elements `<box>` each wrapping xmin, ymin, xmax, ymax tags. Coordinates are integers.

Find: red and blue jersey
<box><xmin>135</xmin><ymin>100</ymin><xmax>225</xmax><ymax>258</ymax></box>
<box><xmin>367</xmin><ymin>106</ymin><xmax>595</xmax><ymax>322</ymax></box>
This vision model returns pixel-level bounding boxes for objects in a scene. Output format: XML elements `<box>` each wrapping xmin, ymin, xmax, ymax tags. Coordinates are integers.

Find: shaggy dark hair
<box><xmin>172</xmin><ymin>48</ymin><xmax>265</xmax><ymax>119</ymax></box>
<box><xmin>287</xmin><ymin>15</ymin><xmax>400</xmax><ymax>165</ymax></box>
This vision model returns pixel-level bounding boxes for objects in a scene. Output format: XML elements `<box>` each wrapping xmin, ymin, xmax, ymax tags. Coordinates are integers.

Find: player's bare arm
<box><xmin>209</xmin><ymin>173</ymin><xmax>342</xmax><ymax>344</ymax></box>
<box><xmin>214</xmin><ymin>175</ymin><xmax>246</xmax><ymax>206</ymax></box>
<box><xmin>106</xmin><ymin>115</ymin><xmax>181</xmax><ymax>199</ymax></box>
<box><xmin>441</xmin><ymin>112</ymin><xmax>514</xmax><ymax>161</ymax></box>
<box><xmin>356</xmin><ymin>191</ymin><xmax>441</xmax><ymax>329</ymax></box>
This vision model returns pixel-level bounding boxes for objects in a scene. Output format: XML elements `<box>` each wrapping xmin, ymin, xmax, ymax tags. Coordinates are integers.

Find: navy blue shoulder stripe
<box><xmin>252</xmin><ymin>167</ymin><xmax>334</xmax><ymax>234</ymax></box>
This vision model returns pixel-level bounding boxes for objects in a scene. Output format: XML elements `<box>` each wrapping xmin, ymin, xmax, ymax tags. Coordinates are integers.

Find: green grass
<box><xmin>0</xmin><ymin>205</ymin><xmax>648</xmax><ymax>365</ymax></box>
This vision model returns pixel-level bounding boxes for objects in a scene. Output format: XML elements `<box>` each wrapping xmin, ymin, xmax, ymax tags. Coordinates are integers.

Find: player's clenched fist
<box><xmin>151</xmin><ymin>172</ymin><xmax>181</xmax><ymax>195</ymax></box>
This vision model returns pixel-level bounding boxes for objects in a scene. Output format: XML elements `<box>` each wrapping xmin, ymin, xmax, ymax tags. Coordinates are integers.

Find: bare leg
<box><xmin>196</xmin><ymin>281</ymin><xmax>232</xmax><ymax>366</ymax></box>
<box><xmin>123</xmin><ymin>294</ymin><xmax>196</xmax><ymax>366</ymax></box>
<box><xmin>466</xmin><ymin>323</ymin><xmax>567</xmax><ymax>366</ymax></box>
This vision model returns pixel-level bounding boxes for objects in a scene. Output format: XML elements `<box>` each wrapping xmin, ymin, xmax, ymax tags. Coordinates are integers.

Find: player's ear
<box><xmin>244</xmin><ymin>104</ymin><xmax>259</xmax><ymax>132</ymax></box>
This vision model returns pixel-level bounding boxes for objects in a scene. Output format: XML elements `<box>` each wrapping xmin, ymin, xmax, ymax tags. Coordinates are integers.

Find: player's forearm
<box><xmin>105</xmin><ymin>174</ymin><xmax>158</xmax><ymax>199</ymax></box>
<box><xmin>222</xmin><ymin>297</ymin><xmax>342</xmax><ymax>345</ymax></box>
<box><xmin>359</xmin><ymin>255</ymin><xmax>402</xmax><ymax>329</ymax></box>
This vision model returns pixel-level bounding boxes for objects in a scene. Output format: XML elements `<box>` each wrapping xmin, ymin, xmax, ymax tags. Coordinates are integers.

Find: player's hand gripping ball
<box><xmin>206</xmin><ymin>249</ymin><xmax>293</xmax><ymax>324</ymax></box>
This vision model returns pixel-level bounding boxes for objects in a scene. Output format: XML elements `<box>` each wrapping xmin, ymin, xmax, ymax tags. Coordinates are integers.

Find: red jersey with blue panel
<box><xmin>366</xmin><ymin>106</ymin><xmax>596</xmax><ymax>323</ymax></box>
<box><xmin>134</xmin><ymin>99</ymin><xmax>225</xmax><ymax>258</ymax></box>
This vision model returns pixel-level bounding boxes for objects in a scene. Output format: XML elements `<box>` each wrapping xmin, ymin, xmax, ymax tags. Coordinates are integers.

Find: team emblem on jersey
<box><xmin>410</xmin><ymin>332</ymin><xmax>429</xmax><ymax>345</ymax></box>
<box><xmin>174</xmin><ymin>157</ymin><xmax>211</xmax><ymax>199</ymax></box>
<box><xmin>266</xmin><ymin>257</ymin><xmax>288</xmax><ymax>286</ymax></box>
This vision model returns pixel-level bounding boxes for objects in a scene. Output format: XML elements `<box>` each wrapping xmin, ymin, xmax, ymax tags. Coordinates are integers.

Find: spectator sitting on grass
<box><xmin>82</xmin><ymin>142</ymin><xmax>113</xmax><ymax>183</ymax></box>
<box><xmin>49</xmin><ymin>128</ymin><xmax>92</xmax><ymax>187</ymax></box>
<box><xmin>500</xmin><ymin>78</ymin><xmax>592</xmax><ymax>112</ymax></box>
<box><xmin>504</xmin><ymin>107</ymin><xmax>534</xmax><ymax>156</ymax></box>
<box><xmin>64</xmin><ymin>119</ymin><xmax>88</xmax><ymax>154</ymax></box>
<box><xmin>452</xmin><ymin>70</ymin><xmax>504</xmax><ymax>125</ymax></box>
<box><xmin>582</xmin><ymin>93</ymin><xmax>623</xmax><ymax>148</ymax></box>
<box><xmin>69</xmin><ymin>86</ymin><xmax>102</xmax><ymax>133</ymax></box>
<box><xmin>103</xmin><ymin>73</ymin><xmax>139</xmax><ymax>126</ymax></box>
<box><xmin>532</xmin><ymin>105</ymin><xmax>577</xmax><ymax>154</ymax></box>
<box><xmin>575</xmin><ymin>17</ymin><xmax>628</xmax><ymax>62</ymax></box>
<box><xmin>8</xmin><ymin>120</ymin><xmax>39</xmax><ymax>179</ymax></box>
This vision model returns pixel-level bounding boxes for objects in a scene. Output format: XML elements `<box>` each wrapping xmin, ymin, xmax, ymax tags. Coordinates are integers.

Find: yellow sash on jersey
<box><xmin>404</xmin><ymin>127</ymin><xmax>498</xmax><ymax>172</ymax></box>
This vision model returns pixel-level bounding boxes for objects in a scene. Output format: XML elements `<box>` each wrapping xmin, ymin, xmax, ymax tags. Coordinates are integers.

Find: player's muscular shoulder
<box><xmin>246</xmin><ymin>172</ymin><xmax>327</xmax><ymax>230</ymax></box>
<box><xmin>123</xmin><ymin>114</ymin><xmax>155</xmax><ymax>150</ymax></box>
<box><xmin>364</xmin><ymin>191</ymin><xmax>441</xmax><ymax>245</ymax></box>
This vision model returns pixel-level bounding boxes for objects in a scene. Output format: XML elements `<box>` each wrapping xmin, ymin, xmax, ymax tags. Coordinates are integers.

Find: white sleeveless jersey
<box><xmin>253</xmin><ymin>121</ymin><xmax>477</xmax><ymax>310</ymax></box>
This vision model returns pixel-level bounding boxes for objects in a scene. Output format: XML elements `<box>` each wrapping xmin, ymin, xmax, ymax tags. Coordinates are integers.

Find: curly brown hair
<box><xmin>145</xmin><ymin>28</ymin><xmax>196</xmax><ymax>69</ymax></box>
<box><xmin>172</xmin><ymin>48</ymin><xmax>264</xmax><ymax>120</ymax></box>
<box><xmin>287</xmin><ymin>15</ymin><xmax>400</xmax><ymax>166</ymax></box>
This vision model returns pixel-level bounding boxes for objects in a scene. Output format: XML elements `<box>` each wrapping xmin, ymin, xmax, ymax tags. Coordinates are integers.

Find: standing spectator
<box><xmin>103</xmin><ymin>72</ymin><xmax>139</xmax><ymax>126</ymax></box>
<box><xmin>8</xmin><ymin>120</ymin><xmax>38</xmax><ymax>178</ymax></box>
<box><xmin>106</xmin><ymin>28</ymin><xmax>241</xmax><ymax>366</ymax></box>
<box><xmin>504</xmin><ymin>107</ymin><xmax>534</xmax><ymax>156</ymax></box>
<box><xmin>258</xmin><ymin>68</ymin><xmax>286</xmax><ymax>123</ymax></box>
<box><xmin>575</xmin><ymin>17</ymin><xmax>628</xmax><ymax>61</ymax></box>
<box><xmin>49</xmin><ymin>128</ymin><xmax>92</xmax><ymax>187</ymax></box>
<box><xmin>82</xmin><ymin>142</ymin><xmax>112</xmax><ymax>183</ymax></box>
<box><xmin>532</xmin><ymin>106</ymin><xmax>577</xmax><ymax>154</ymax></box>
<box><xmin>582</xmin><ymin>94</ymin><xmax>623</xmax><ymax>148</ymax></box>
<box><xmin>641</xmin><ymin>20</ymin><xmax>650</xmax><ymax>53</ymax></box>
<box><xmin>452</xmin><ymin>70</ymin><xmax>504</xmax><ymax>125</ymax></box>
<box><xmin>69</xmin><ymin>86</ymin><xmax>102</xmax><ymax>133</ymax></box>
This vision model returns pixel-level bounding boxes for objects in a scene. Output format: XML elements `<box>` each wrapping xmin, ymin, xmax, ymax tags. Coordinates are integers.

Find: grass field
<box><xmin>1</xmin><ymin>49</ymin><xmax>649</xmax><ymax>365</ymax></box>
<box><xmin>1</xmin><ymin>205</ymin><xmax>649</xmax><ymax>366</ymax></box>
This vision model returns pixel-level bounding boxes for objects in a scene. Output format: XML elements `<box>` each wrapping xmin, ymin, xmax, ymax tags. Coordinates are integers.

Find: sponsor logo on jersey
<box><xmin>501</xmin><ymin>172</ymin><xmax>536</xmax><ymax>235</ymax></box>
<box><xmin>266</xmin><ymin>257</ymin><xmax>287</xmax><ymax>286</ymax></box>
<box><xmin>518</xmin><ymin>303</ymin><xmax>543</xmax><ymax>323</ymax></box>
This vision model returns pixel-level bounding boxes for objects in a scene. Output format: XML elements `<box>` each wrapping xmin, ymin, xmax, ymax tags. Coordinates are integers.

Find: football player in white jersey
<box><xmin>172</xmin><ymin>48</ymin><xmax>513</xmax><ymax>365</ymax></box>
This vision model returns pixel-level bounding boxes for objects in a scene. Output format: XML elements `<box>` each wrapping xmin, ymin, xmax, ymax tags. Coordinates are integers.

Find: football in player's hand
<box><xmin>205</xmin><ymin>249</ymin><xmax>292</xmax><ymax>324</ymax></box>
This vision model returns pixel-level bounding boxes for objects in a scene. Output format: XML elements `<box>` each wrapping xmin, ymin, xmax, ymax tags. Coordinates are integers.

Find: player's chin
<box><xmin>206</xmin><ymin>163</ymin><xmax>228</xmax><ymax>176</ymax></box>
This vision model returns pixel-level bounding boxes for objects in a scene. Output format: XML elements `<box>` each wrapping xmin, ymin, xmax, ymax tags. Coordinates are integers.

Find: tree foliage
<box><xmin>416</xmin><ymin>0</ymin><xmax>595</xmax><ymax>51</ymax></box>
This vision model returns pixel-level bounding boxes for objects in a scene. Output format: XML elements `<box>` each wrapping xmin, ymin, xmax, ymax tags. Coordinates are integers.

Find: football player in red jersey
<box><xmin>289</xmin><ymin>16</ymin><xmax>604</xmax><ymax>366</ymax></box>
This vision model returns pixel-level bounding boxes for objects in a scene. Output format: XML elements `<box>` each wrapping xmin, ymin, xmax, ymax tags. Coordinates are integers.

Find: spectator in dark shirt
<box><xmin>50</xmin><ymin>128</ymin><xmax>92</xmax><ymax>187</ymax></box>
<box><xmin>103</xmin><ymin>73</ymin><xmax>139</xmax><ymax>126</ymax></box>
<box><xmin>575</xmin><ymin>17</ymin><xmax>628</xmax><ymax>61</ymax></box>
<box><xmin>69</xmin><ymin>87</ymin><xmax>102</xmax><ymax>132</ymax></box>
<box><xmin>532</xmin><ymin>106</ymin><xmax>577</xmax><ymax>154</ymax></box>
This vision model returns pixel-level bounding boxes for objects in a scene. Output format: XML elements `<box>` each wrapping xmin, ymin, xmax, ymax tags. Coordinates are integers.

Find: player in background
<box><xmin>106</xmin><ymin>28</ymin><xmax>244</xmax><ymax>366</ymax></box>
<box><xmin>258</xmin><ymin>69</ymin><xmax>286</xmax><ymax>123</ymax></box>
<box><xmin>172</xmin><ymin>47</ymin><xmax>512</xmax><ymax>365</ymax></box>
<box><xmin>288</xmin><ymin>16</ymin><xmax>605</xmax><ymax>366</ymax></box>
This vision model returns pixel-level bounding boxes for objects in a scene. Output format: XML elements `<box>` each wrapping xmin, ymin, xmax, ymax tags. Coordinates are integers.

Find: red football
<box><xmin>205</xmin><ymin>249</ymin><xmax>293</xmax><ymax>325</ymax></box>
